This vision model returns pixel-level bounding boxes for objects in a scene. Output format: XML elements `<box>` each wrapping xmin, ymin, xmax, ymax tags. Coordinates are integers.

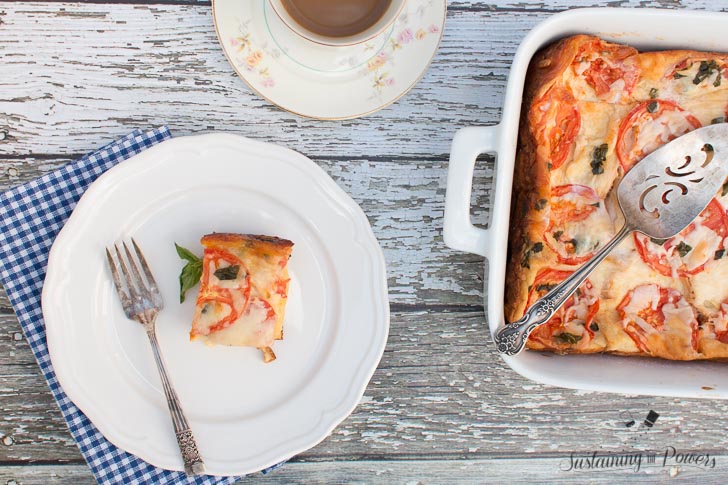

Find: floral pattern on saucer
<box><xmin>364</xmin><ymin>9</ymin><xmax>441</xmax><ymax>100</ymax></box>
<box><xmin>213</xmin><ymin>0</ymin><xmax>446</xmax><ymax>119</ymax></box>
<box><xmin>229</xmin><ymin>19</ymin><xmax>280</xmax><ymax>88</ymax></box>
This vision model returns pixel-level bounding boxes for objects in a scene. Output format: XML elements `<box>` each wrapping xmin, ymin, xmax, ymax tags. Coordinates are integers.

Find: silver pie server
<box><xmin>495</xmin><ymin>124</ymin><xmax>728</xmax><ymax>356</ymax></box>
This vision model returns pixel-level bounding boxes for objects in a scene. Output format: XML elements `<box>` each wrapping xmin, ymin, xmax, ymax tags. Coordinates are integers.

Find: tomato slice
<box><xmin>544</xmin><ymin>184</ymin><xmax>612</xmax><ymax>265</ymax></box>
<box><xmin>207</xmin><ymin>280</ymin><xmax>253</xmax><ymax>334</ymax></box>
<box><xmin>634</xmin><ymin>198</ymin><xmax>728</xmax><ymax>277</ymax></box>
<box><xmin>192</xmin><ymin>246</ymin><xmax>252</xmax><ymax>336</ymax></box>
<box><xmin>573</xmin><ymin>40</ymin><xmax>639</xmax><ymax>98</ymax></box>
<box><xmin>532</xmin><ymin>86</ymin><xmax>581</xmax><ymax>170</ymax></box>
<box><xmin>274</xmin><ymin>278</ymin><xmax>290</xmax><ymax>298</ymax></box>
<box><xmin>616</xmin><ymin>99</ymin><xmax>702</xmax><ymax>172</ymax></box>
<box><xmin>526</xmin><ymin>268</ymin><xmax>599</xmax><ymax>348</ymax></box>
<box><xmin>246</xmin><ymin>297</ymin><xmax>277</xmax><ymax>322</ymax></box>
<box><xmin>549</xmin><ymin>184</ymin><xmax>598</xmax><ymax>221</ymax></box>
<box><xmin>617</xmin><ymin>284</ymin><xmax>698</xmax><ymax>353</ymax></box>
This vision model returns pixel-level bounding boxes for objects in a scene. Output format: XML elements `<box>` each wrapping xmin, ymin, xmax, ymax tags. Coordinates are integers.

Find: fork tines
<box><xmin>105</xmin><ymin>238</ymin><xmax>164</xmax><ymax>316</ymax></box>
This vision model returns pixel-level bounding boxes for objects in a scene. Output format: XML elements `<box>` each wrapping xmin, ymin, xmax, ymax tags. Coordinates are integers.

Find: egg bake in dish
<box><xmin>506</xmin><ymin>34</ymin><xmax>728</xmax><ymax>360</ymax></box>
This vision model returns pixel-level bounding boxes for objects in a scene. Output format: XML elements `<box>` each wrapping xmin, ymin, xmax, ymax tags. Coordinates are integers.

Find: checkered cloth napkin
<box><xmin>0</xmin><ymin>128</ymin><xmax>273</xmax><ymax>483</ymax></box>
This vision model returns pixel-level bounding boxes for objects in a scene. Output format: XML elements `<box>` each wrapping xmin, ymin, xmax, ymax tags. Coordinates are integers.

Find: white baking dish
<box><xmin>444</xmin><ymin>8</ymin><xmax>728</xmax><ymax>399</ymax></box>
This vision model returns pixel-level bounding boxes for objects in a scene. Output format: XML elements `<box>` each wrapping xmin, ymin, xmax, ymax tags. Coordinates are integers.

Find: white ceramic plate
<box><xmin>42</xmin><ymin>134</ymin><xmax>389</xmax><ymax>475</ymax></box>
<box><xmin>212</xmin><ymin>0</ymin><xmax>445</xmax><ymax>119</ymax></box>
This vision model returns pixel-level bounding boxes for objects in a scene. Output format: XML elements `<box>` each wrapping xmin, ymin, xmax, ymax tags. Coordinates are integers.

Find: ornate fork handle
<box><xmin>143</xmin><ymin>315</ymin><xmax>205</xmax><ymax>475</ymax></box>
<box><xmin>495</xmin><ymin>224</ymin><xmax>632</xmax><ymax>356</ymax></box>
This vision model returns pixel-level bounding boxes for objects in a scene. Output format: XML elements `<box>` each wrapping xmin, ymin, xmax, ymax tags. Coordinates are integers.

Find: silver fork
<box><xmin>105</xmin><ymin>239</ymin><xmax>205</xmax><ymax>475</ymax></box>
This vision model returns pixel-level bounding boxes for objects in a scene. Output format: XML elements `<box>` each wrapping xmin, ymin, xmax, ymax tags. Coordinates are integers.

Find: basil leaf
<box><xmin>179</xmin><ymin>259</ymin><xmax>202</xmax><ymax>303</ymax></box>
<box><xmin>535</xmin><ymin>198</ymin><xmax>547</xmax><ymax>211</ymax></box>
<box><xmin>649</xmin><ymin>88</ymin><xmax>658</xmax><ymax>99</ymax></box>
<box><xmin>555</xmin><ymin>332</ymin><xmax>582</xmax><ymax>345</ymax></box>
<box><xmin>715</xmin><ymin>249</ymin><xmax>725</xmax><ymax>260</ymax></box>
<box><xmin>214</xmin><ymin>265</ymin><xmax>239</xmax><ymax>280</ymax></box>
<box><xmin>175</xmin><ymin>243</ymin><xmax>201</xmax><ymax>263</ymax></box>
<box><xmin>175</xmin><ymin>243</ymin><xmax>203</xmax><ymax>303</ymax></box>
<box><xmin>676</xmin><ymin>241</ymin><xmax>693</xmax><ymax>258</ymax></box>
<box><xmin>693</xmin><ymin>60</ymin><xmax>719</xmax><ymax>85</ymax></box>
<box><xmin>520</xmin><ymin>253</ymin><xmax>530</xmax><ymax>269</ymax></box>
<box><xmin>536</xmin><ymin>283</ymin><xmax>557</xmax><ymax>293</ymax></box>
<box><xmin>520</xmin><ymin>241</ymin><xmax>544</xmax><ymax>269</ymax></box>
<box><xmin>646</xmin><ymin>101</ymin><xmax>658</xmax><ymax>113</ymax></box>
<box><xmin>520</xmin><ymin>243</ymin><xmax>533</xmax><ymax>269</ymax></box>
<box><xmin>590</xmin><ymin>143</ymin><xmax>607</xmax><ymax>175</ymax></box>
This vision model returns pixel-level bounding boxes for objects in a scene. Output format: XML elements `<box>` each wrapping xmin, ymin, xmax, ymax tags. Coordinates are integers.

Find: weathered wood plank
<box><xmin>0</xmin><ymin>0</ymin><xmax>722</xmax><ymax>8</ymax></box>
<box><xmin>0</xmin><ymin>3</ymin><xmax>499</xmax><ymax>157</ymax></box>
<box><xmin>0</xmin><ymin>456</ymin><xmax>723</xmax><ymax>485</ymax></box>
<box><xmin>245</xmin><ymin>457</ymin><xmax>726</xmax><ymax>484</ymax></box>
<box><xmin>1</xmin><ymin>1</ymin><xmax>724</xmax><ymax>160</ymax></box>
<box><xmin>0</xmin><ymin>465</ymin><xmax>93</xmax><ymax>484</ymax></box>
<box><xmin>0</xmin><ymin>155</ymin><xmax>493</xmax><ymax>306</ymax></box>
<box><xmin>3</xmin><ymin>0</ymin><xmax>728</xmax><ymax>480</ymax></box>
<box><xmin>3</xmin><ymin>310</ymin><xmax>728</xmax><ymax>464</ymax></box>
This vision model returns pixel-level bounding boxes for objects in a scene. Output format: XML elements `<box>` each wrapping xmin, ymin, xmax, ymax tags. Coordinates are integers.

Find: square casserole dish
<box><xmin>444</xmin><ymin>7</ymin><xmax>728</xmax><ymax>399</ymax></box>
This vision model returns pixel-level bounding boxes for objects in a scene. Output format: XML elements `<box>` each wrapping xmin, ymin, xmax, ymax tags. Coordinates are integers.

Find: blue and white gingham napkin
<box><xmin>0</xmin><ymin>128</ymin><xmax>277</xmax><ymax>483</ymax></box>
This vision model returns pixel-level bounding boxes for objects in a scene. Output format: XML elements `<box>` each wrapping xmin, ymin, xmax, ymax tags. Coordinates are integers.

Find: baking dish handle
<box><xmin>444</xmin><ymin>125</ymin><xmax>501</xmax><ymax>258</ymax></box>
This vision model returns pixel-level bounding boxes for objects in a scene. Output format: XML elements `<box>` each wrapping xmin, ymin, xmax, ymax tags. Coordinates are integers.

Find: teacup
<box><xmin>269</xmin><ymin>0</ymin><xmax>406</xmax><ymax>47</ymax></box>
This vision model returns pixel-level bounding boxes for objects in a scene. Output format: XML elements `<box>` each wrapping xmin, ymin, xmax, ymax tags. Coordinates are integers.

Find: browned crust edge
<box><xmin>201</xmin><ymin>232</ymin><xmax>294</xmax><ymax>251</ymax></box>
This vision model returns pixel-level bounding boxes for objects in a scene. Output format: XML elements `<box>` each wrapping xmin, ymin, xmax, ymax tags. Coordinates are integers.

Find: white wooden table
<box><xmin>2</xmin><ymin>1</ymin><xmax>728</xmax><ymax>483</ymax></box>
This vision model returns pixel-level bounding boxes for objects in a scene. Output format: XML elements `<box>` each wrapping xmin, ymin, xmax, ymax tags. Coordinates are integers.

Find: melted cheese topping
<box><xmin>636</xmin><ymin>220</ymin><xmax>723</xmax><ymax>278</ymax></box>
<box><xmin>620</xmin><ymin>284</ymin><xmax>661</xmax><ymax>335</ymax></box>
<box><xmin>633</xmin><ymin>109</ymin><xmax>696</xmax><ymax>158</ymax></box>
<box><xmin>662</xmin><ymin>298</ymin><xmax>696</xmax><ymax>330</ymax></box>
<box><xmin>562</xmin><ymin>287</ymin><xmax>598</xmax><ymax>337</ymax></box>
<box><xmin>554</xmin><ymin>102</ymin><xmax>626</xmax><ymax>198</ymax></box>
<box><xmin>672</xmin><ymin>222</ymin><xmax>722</xmax><ymax>272</ymax></box>
<box><xmin>547</xmin><ymin>209</ymin><xmax>613</xmax><ymax>260</ymax></box>
<box><xmin>689</xmin><ymin>257</ymin><xmax>728</xmax><ymax>315</ymax></box>
<box><xmin>202</xmin><ymin>298</ymin><xmax>276</xmax><ymax>347</ymax></box>
<box><xmin>568</xmin><ymin>52</ymin><xmax>634</xmax><ymax>103</ymax></box>
<box><xmin>620</xmin><ymin>285</ymin><xmax>696</xmax><ymax>356</ymax></box>
<box><xmin>715</xmin><ymin>303</ymin><xmax>728</xmax><ymax>334</ymax></box>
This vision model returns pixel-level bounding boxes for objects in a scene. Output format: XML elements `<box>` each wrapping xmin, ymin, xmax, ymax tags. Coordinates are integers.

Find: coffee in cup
<box><xmin>269</xmin><ymin>0</ymin><xmax>406</xmax><ymax>46</ymax></box>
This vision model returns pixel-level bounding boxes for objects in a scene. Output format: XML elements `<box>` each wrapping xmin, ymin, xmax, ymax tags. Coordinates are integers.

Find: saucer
<box><xmin>212</xmin><ymin>0</ymin><xmax>446</xmax><ymax>120</ymax></box>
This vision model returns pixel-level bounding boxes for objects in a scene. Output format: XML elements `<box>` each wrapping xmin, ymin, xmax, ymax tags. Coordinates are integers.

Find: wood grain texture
<box><xmin>0</xmin><ymin>154</ymin><xmax>493</xmax><ymax>307</ymax></box>
<box><xmin>3</xmin><ymin>0</ymin><xmax>728</xmax><ymax>482</ymax></box>
<box><xmin>3</xmin><ymin>309</ymin><xmax>728</xmax><ymax>474</ymax></box>
<box><xmin>0</xmin><ymin>457</ymin><xmax>723</xmax><ymax>484</ymax></box>
<box><xmin>0</xmin><ymin>1</ymin><xmax>724</xmax><ymax>159</ymax></box>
